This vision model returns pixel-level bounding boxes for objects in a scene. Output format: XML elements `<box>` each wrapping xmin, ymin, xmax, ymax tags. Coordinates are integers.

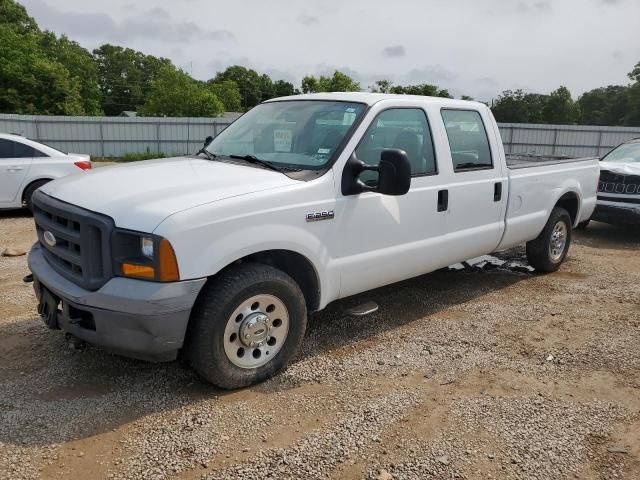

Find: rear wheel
<box><xmin>526</xmin><ymin>207</ymin><xmax>572</xmax><ymax>273</ymax></box>
<box><xmin>23</xmin><ymin>179</ymin><xmax>50</xmax><ymax>211</ymax></box>
<box><xmin>187</xmin><ymin>263</ymin><xmax>307</xmax><ymax>389</ymax></box>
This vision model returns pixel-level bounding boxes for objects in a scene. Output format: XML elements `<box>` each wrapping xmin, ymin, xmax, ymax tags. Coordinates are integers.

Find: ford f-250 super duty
<box><xmin>27</xmin><ymin>93</ymin><xmax>599</xmax><ymax>388</ymax></box>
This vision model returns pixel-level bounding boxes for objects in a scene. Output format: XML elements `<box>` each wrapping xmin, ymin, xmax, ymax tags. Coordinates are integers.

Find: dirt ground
<box><xmin>0</xmin><ymin>210</ymin><xmax>638</xmax><ymax>480</ymax></box>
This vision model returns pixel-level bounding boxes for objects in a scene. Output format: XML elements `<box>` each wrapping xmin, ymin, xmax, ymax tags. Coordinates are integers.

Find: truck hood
<box><xmin>41</xmin><ymin>157</ymin><xmax>301</xmax><ymax>232</ymax></box>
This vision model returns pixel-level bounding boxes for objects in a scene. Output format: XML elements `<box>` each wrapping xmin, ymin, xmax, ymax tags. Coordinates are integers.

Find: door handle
<box><xmin>437</xmin><ymin>189</ymin><xmax>448</xmax><ymax>212</ymax></box>
<box><xmin>7</xmin><ymin>166</ymin><xmax>24</xmax><ymax>172</ymax></box>
<box><xmin>494</xmin><ymin>182</ymin><xmax>502</xmax><ymax>202</ymax></box>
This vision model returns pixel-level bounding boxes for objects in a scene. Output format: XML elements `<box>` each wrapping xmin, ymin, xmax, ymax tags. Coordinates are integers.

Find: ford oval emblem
<box><xmin>43</xmin><ymin>231</ymin><xmax>57</xmax><ymax>247</ymax></box>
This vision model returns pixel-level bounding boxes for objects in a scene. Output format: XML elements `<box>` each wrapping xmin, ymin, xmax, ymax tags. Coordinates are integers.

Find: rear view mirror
<box><xmin>341</xmin><ymin>148</ymin><xmax>411</xmax><ymax>196</ymax></box>
<box><xmin>203</xmin><ymin>136</ymin><xmax>213</xmax><ymax>147</ymax></box>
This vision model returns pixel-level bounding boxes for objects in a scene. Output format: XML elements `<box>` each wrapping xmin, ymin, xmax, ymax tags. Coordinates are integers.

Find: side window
<box><xmin>0</xmin><ymin>139</ymin><xmax>15</xmax><ymax>159</ymax></box>
<box><xmin>14</xmin><ymin>142</ymin><xmax>37</xmax><ymax>158</ymax></box>
<box><xmin>441</xmin><ymin>109</ymin><xmax>493</xmax><ymax>171</ymax></box>
<box><xmin>355</xmin><ymin>108</ymin><xmax>436</xmax><ymax>180</ymax></box>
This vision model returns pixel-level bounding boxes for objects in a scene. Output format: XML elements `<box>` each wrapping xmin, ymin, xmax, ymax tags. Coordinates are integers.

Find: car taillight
<box><xmin>74</xmin><ymin>160</ymin><xmax>92</xmax><ymax>170</ymax></box>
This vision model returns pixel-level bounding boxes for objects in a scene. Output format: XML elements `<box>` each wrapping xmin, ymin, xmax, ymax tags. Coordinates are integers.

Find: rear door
<box><xmin>437</xmin><ymin>108</ymin><xmax>506</xmax><ymax>258</ymax></box>
<box><xmin>0</xmin><ymin>139</ymin><xmax>34</xmax><ymax>205</ymax></box>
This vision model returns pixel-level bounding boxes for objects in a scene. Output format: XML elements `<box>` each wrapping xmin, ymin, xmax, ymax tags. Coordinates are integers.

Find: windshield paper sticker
<box><xmin>274</xmin><ymin>129</ymin><xmax>293</xmax><ymax>152</ymax></box>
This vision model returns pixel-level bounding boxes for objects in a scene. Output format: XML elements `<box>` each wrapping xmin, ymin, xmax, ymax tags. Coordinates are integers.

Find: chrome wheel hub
<box><xmin>223</xmin><ymin>294</ymin><xmax>289</xmax><ymax>369</ymax></box>
<box><xmin>549</xmin><ymin>221</ymin><xmax>567</xmax><ymax>262</ymax></box>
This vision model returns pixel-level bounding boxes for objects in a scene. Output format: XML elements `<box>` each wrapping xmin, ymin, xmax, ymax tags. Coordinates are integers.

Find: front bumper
<box><xmin>28</xmin><ymin>243</ymin><xmax>206</xmax><ymax>361</ymax></box>
<box><xmin>592</xmin><ymin>203</ymin><xmax>640</xmax><ymax>226</ymax></box>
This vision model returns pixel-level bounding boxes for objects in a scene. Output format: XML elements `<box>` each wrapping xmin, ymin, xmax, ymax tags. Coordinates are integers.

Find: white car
<box><xmin>0</xmin><ymin>133</ymin><xmax>91</xmax><ymax>210</ymax></box>
<box><xmin>27</xmin><ymin>93</ymin><xmax>599</xmax><ymax>388</ymax></box>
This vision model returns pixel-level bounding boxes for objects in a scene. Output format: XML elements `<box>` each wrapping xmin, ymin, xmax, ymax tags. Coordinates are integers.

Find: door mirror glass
<box><xmin>341</xmin><ymin>148</ymin><xmax>411</xmax><ymax>196</ymax></box>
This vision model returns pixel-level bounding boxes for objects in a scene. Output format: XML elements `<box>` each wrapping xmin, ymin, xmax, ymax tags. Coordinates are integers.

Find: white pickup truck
<box><xmin>27</xmin><ymin>93</ymin><xmax>599</xmax><ymax>388</ymax></box>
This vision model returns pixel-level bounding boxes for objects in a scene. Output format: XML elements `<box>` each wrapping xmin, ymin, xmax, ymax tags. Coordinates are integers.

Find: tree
<box><xmin>460</xmin><ymin>95</ymin><xmax>475</xmax><ymax>101</ymax></box>
<box><xmin>542</xmin><ymin>86</ymin><xmax>580</xmax><ymax>125</ymax></box>
<box><xmin>93</xmin><ymin>44</ymin><xmax>173</xmax><ymax>115</ymax></box>
<box><xmin>389</xmin><ymin>83</ymin><xmax>452</xmax><ymax>98</ymax></box>
<box><xmin>0</xmin><ymin>0</ymin><xmax>39</xmax><ymax>34</ymax></box>
<box><xmin>371</xmin><ymin>79</ymin><xmax>393</xmax><ymax>93</ymax></box>
<box><xmin>629</xmin><ymin>61</ymin><xmax>640</xmax><ymax>83</ymax></box>
<box><xmin>214</xmin><ymin>66</ymin><xmax>264</xmax><ymax>110</ymax></box>
<box><xmin>207</xmin><ymin>80</ymin><xmax>242</xmax><ymax>112</ymax></box>
<box><xmin>0</xmin><ymin>25</ymin><xmax>83</xmax><ymax>115</ymax></box>
<box><xmin>492</xmin><ymin>89</ymin><xmax>545</xmax><ymax>123</ymax></box>
<box><xmin>300</xmin><ymin>71</ymin><xmax>360</xmax><ymax>93</ymax></box>
<box><xmin>40</xmin><ymin>33</ymin><xmax>102</xmax><ymax>115</ymax></box>
<box><xmin>273</xmin><ymin>79</ymin><xmax>296</xmax><ymax>97</ymax></box>
<box><xmin>139</xmin><ymin>67</ymin><xmax>223</xmax><ymax>117</ymax></box>
<box><xmin>578</xmin><ymin>86</ymin><xmax>629</xmax><ymax>126</ymax></box>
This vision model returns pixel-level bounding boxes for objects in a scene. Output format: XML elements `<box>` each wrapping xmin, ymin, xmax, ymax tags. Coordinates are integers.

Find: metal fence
<box><xmin>498</xmin><ymin>123</ymin><xmax>640</xmax><ymax>158</ymax></box>
<box><xmin>1</xmin><ymin>114</ymin><xmax>639</xmax><ymax>158</ymax></box>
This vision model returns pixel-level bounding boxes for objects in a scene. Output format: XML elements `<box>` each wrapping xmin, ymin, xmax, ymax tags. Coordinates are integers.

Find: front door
<box><xmin>334</xmin><ymin>105</ymin><xmax>451</xmax><ymax>298</ymax></box>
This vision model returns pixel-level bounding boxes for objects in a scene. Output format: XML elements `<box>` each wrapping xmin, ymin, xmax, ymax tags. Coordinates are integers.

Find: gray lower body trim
<box><xmin>28</xmin><ymin>243</ymin><xmax>207</xmax><ymax>361</ymax></box>
<box><xmin>592</xmin><ymin>204</ymin><xmax>640</xmax><ymax>226</ymax></box>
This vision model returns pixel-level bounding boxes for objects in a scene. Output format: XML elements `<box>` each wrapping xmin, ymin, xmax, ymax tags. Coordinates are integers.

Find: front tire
<box><xmin>526</xmin><ymin>207</ymin><xmax>572</xmax><ymax>273</ymax></box>
<box><xmin>187</xmin><ymin>263</ymin><xmax>307</xmax><ymax>389</ymax></box>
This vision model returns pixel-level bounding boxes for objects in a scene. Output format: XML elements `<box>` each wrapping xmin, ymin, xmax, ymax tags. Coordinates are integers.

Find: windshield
<box><xmin>602</xmin><ymin>142</ymin><xmax>640</xmax><ymax>163</ymax></box>
<box><xmin>205</xmin><ymin>100</ymin><xmax>366</xmax><ymax>169</ymax></box>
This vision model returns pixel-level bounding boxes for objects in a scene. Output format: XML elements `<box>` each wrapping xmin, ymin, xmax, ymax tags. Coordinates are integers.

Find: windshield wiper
<box><xmin>196</xmin><ymin>149</ymin><xmax>217</xmax><ymax>161</ymax></box>
<box><xmin>228</xmin><ymin>154</ymin><xmax>286</xmax><ymax>173</ymax></box>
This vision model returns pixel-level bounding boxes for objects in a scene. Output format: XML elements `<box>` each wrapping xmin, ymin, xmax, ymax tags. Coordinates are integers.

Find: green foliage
<box><xmin>214</xmin><ymin>66</ymin><xmax>264</xmax><ymax>110</ymax></box>
<box><xmin>301</xmin><ymin>71</ymin><xmax>360</xmax><ymax>93</ymax></box>
<box><xmin>273</xmin><ymin>80</ymin><xmax>297</xmax><ymax>97</ymax></box>
<box><xmin>207</xmin><ymin>80</ymin><xmax>242</xmax><ymax>112</ymax></box>
<box><xmin>93</xmin><ymin>44</ymin><xmax>174</xmax><ymax>116</ymax></box>
<box><xmin>578</xmin><ymin>86</ymin><xmax>629</xmax><ymax>126</ymax></box>
<box><xmin>492</xmin><ymin>90</ymin><xmax>550</xmax><ymax>124</ymax></box>
<box><xmin>0</xmin><ymin>0</ymin><xmax>39</xmax><ymax>34</ymax></box>
<box><xmin>542</xmin><ymin>86</ymin><xmax>580</xmax><ymax>124</ymax></box>
<box><xmin>372</xmin><ymin>79</ymin><xmax>393</xmax><ymax>93</ymax></box>
<box><xmin>40</xmin><ymin>33</ymin><xmax>102</xmax><ymax>115</ymax></box>
<box><xmin>139</xmin><ymin>67</ymin><xmax>224</xmax><ymax>117</ymax></box>
<box><xmin>390</xmin><ymin>83</ymin><xmax>452</xmax><ymax>98</ymax></box>
<box><xmin>120</xmin><ymin>152</ymin><xmax>166</xmax><ymax>162</ymax></box>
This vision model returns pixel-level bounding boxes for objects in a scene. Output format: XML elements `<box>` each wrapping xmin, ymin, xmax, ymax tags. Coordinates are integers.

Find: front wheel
<box><xmin>186</xmin><ymin>263</ymin><xmax>307</xmax><ymax>389</ymax></box>
<box><xmin>526</xmin><ymin>207</ymin><xmax>572</xmax><ymax>273</ymax></box>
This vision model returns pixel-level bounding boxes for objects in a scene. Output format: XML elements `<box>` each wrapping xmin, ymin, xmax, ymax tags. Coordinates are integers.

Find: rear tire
<box><xmin>187</xmin><ymin>263</ymin><xmax>307</xmax><ymax>389</ymax></box>
<box><xmin>526</xmin><ymin>207</ymin><xmax>572</xmax><ymax>273</ymax></box>
<box><xmin>23</xmin><ymin>180</ymin><xmax>50</xmax><ymax>211</ymax></box>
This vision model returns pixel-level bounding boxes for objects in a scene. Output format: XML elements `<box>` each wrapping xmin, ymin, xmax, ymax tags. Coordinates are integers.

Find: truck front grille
<box><xmin>32</xmin><ymin>191</ymin><xmax>114</xmax><ymax>291</ymax></box>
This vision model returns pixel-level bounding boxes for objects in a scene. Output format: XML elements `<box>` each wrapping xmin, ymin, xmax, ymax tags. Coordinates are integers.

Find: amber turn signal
<box><xmin>158</xmin><ymin>238</ymin><xmax>180</xmax><ymax>282</ymax></box>
<box><xmin>121</xmin><ymin>263</ymin><xmax>155</xmax><ymax>279</ymax></box>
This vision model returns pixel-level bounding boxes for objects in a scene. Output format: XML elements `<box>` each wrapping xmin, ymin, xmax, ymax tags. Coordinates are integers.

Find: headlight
<box><xmin>112</xmin><ymin>230</ymin><xmax>180</xmax><ymax>282</ymax></box>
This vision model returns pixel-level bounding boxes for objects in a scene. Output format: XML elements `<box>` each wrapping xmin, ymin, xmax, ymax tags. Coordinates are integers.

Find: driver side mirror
<box><xmin>341</xmin><ymin>148</ymin><xmax>411</xmax><ymax>196</ymax></box>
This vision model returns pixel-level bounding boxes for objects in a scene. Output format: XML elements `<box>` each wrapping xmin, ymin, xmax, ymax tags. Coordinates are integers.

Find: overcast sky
<box><xmin>20</xmin><ymin>0</ymin><xmax>640</xmax><ymax>101</ymax></box>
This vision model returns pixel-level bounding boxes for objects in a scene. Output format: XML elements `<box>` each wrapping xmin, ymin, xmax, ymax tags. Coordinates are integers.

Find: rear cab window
<box><xmin>441</xmin><ymin>109</ymin><xmax>493</xmax><ymax>172</ymax></box>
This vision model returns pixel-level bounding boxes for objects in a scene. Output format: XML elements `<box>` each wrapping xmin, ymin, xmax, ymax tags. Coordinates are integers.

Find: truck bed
<box><xmin>506</xmin><ymin>154</ymin><xmax>598</xmax><ymax>170</ymax></box>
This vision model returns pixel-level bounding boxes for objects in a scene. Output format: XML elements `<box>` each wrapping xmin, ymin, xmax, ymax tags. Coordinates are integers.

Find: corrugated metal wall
<box><xmin>0</xmin><ymin>114</ymin><xmax>234</xmax><ymax>157</ymax></box>
<box><xmin>1</xmin><ymin>114</ymin><xmax>639</xmax><ymax>158</ymax></box>
<box><xmin>498</xmin><ymin>123</ymin><xmax>640</xmax><ymax>157</ymax></box>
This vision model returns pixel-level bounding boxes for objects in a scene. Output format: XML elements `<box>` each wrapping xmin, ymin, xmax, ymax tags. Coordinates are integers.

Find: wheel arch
<box><xmin>206</xmin><ymin>249</ymin><xmax>321</xmax><ymax>313</ymax></box>
<box><xmin>553</xmin><ymin>190</ymin><xmax>580</xmax><ymax>227</ymax></box>
<box><xmin>21</xmin><ymin>177</ymin><xmax>53</xmax><ymax>203</ymax></box>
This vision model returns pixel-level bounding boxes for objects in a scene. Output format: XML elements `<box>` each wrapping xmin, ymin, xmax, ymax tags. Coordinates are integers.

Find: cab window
<box><xmin>441</xmin><ymin>109</ymin><xmax>493</xmax><ymax>171</ymax></box>
<box><xmin>355</xmin><ymin>108</ymin><xmax>436</xmax><ymax>179</ymax></box>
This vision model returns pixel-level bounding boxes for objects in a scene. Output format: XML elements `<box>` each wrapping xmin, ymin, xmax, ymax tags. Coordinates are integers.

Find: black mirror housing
<box><xmin>341</xmin><ymin>148</ymin><xmax>411</xmax><ymax>196</ymax></box>
<box><xmin>377</xmin><ymin>149</ymin><xmax>411</xmax><ymax>196</ymax></box>
<box><xmin>203</xmin><ymin>135</ymin><xmax>213</xmax><ymax>147</ymax></box>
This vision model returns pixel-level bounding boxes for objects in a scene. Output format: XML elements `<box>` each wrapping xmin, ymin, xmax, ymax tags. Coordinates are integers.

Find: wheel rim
<box><xmin>223</xmin><ymin>294</ymin><xmax>289</xmax><ymax>369</ymax></box>
<box><xmin>549</xmin><ymin>221</ymin><xmax>567</xmax><ymax>262</ymax></box>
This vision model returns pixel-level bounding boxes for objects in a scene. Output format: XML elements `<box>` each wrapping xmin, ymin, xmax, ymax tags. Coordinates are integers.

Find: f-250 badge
<box><xmin>306</xmin><ymin>210</ymin><xmax>335</xmax><ymax>222</ymax></box>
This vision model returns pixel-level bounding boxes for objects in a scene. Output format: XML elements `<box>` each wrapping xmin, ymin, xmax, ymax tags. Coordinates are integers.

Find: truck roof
<box><xmin>266</xmin><ymin>92</ymin><xmax>487</xmax><ymax>108</ymax></box>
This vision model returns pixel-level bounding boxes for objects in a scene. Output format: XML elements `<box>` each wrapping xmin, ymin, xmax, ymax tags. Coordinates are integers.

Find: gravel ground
<box><xmin>0</xmin><ymin>210</ymin><xmax>639</xmax><ymax>480</ymax></box>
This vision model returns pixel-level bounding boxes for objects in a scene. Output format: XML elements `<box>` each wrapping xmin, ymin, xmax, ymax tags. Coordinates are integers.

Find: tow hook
<box><xmin>65</xmin><ymin>333</ymin><xmax>86</xmax><ymax>352</ymax></box>
<box><xmin>23</xmin><ymin>273</ymin><xmax>34</xmax><ymax>283</ymax></box>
